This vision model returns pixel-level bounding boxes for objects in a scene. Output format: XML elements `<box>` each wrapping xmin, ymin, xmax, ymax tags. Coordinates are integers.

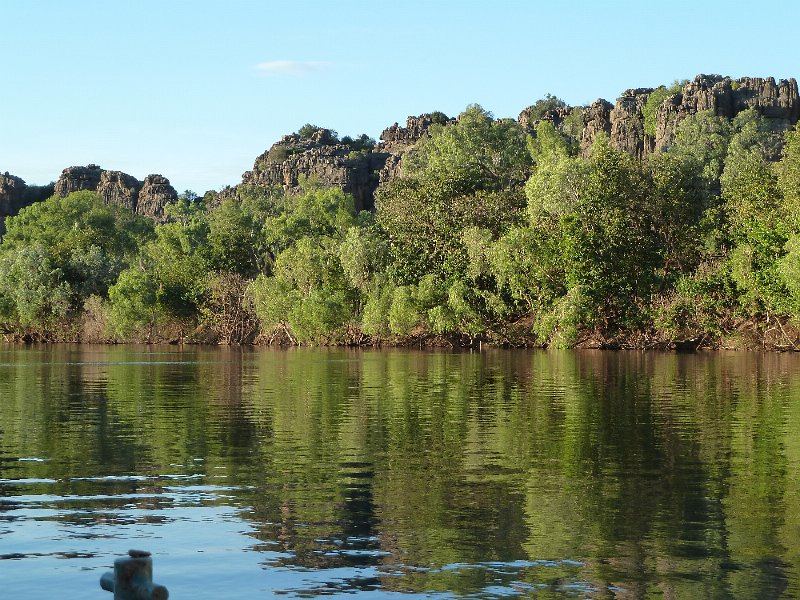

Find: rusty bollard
<box><xmin>100</xmin><ymin>549</ymin><xmax>169</xmax><ymax>600</ymax></box>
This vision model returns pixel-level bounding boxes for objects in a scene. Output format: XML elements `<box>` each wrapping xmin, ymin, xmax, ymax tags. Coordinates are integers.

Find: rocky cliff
<box><xmin>229</xmin><ymin>114</ymin><xmax>450</xmax><ymax>211</ymax></box>
<box><xmin>53</xmin><ymin>165</ymin><xmax>177</xmax><ymax>221</ymax></box>
<box><xmin>240</xmin><ymin>128</ymin><xmax>387</xmax><ymax>212</ymax></box>
<box><xmin>238</xmin><ymin>75</ymin><xmax>797</xmax><ymax>211</ymax></box>
<box><xmin>4</xmin><ymin>74</ymin><xmax>797</xmax><ymax>223</ymax></box>
<box><xmin>652</xmin><ymin>75</ymin><xmax>799</xmax><ymax>153</ymax></box>
<box><xmin>519</xmin><ymin>74</ymin><xmax>799</xmax><ymax>159</ymax></box>
<box><xmin>0</xmin><ymin>173</ymin><xmax>54</xmax><ymax>230</ymax></box>
<box><xmin>0</xmin><ymin>165</ymin><xmax>178</xmax><ymax>227</ymax></box>
<box><xmin>377</xmin><ymin>113</ymin><xmax>454</xmax><ymax>184</ymax></box>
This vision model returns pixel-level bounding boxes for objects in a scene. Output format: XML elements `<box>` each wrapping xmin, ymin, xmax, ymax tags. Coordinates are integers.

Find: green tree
<box><xmin>0</xmin><ymin>244</ymin><xmax>72</xmax><ymax>329</ymax></box>
<box><xmin>523</xmin><ymin>136</ymin><xmax>659</xmax><ymax>340</ymax></box>
<box><xmin>0</xmin><ymin>191</ymin><xmax>153</xmax><ymax>332</ymax></box>
<box><xmin>248</xmin><ymin>186</ymin><xmax>363</xmax><ymax>344</ymax></box>
<box><xmin>107</xmin><ymin>267</ymin><xmax>161</xmax><ymax>339</ymax></box>
<box><xmin>404</xmin><ymin>104</ymin><xmax>531</xmax><ymax>192</ymax></box>
<box><xmin>107</xmin><ymin>200</ymin><xmax>210</xmax><ymax>337</ymax></box>
<box><xmin>721</xmin><ymin>114</ymin><xmax>785</xmax><ymax>315</ymax></box>
<box><xmin>642</xmin><ymin>80</ymin><xmax>686</xmax><ymax>137</ymax></box>
<box><xmin>377</xmin><ymin>105</ymin><xmax>530</xmax><ymax>284</ymax></box>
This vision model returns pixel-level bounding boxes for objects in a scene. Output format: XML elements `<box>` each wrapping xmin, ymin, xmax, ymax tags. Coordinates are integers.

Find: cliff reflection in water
<box><xmin>0</xmin><ymin>346</ymin><xmax>799</xmax><ymax>598</ymax></box>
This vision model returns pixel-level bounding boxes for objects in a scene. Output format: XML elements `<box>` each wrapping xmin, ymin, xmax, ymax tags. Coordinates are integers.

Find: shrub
<box><xmin>643</xmin><ymin>80</ymin><xmax>686</xmax><ymax>137</ymax></box>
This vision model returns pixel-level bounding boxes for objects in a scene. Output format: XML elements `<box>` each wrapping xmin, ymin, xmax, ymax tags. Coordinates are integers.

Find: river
<box><xmin>0</xmin><ymin>346</ymin><xmax>798</xmax><ymax>598</ymax></box>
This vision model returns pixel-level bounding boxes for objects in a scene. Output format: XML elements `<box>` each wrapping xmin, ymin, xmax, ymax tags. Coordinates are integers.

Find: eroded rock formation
<box><xmin>234</xmin><ymin>114</ymin><xmax>454</xmax><ymax>211</ymax></box>
<box><xmin>5</xmin><ymin>74</ymin><xmax>798</xmax><ymax>224</ymax></box>
<box><xmin>376</xmin><ymin>113</ymin><xmax>452</xmax><ymax>184</ymax></box>
<box><xmin>138</xmin><ymin>175</ymin><xmax>178</xmax><ymax>222</ymax></box>
<box><xmin>0</xmin><ymin>172</ymin><xmax>54</xmax><ymax>230</ymax></box>
<box><xmin>579</xmin><ymin>75</ymin><xmax>799</xmax><ymax>157</ymax></box>
<box><xmin>609</xmin><ymin>88</ymin><xmax>653</xmax><ymax>159</ymax></box>
<box><xmin>53</xmin><ymin>164</ymin><xmax>103</xmax><ymax>197</ymax></box>
<box><xmin>580</xmin><ymin>99</ymin><xmax>614</xmax><ymax>154</ymax></box>
<box><xmin>97</xmin><ymin>170</ymin><xmax>141</xmax><ymax>211</ymax></box>
<box><xmin>54</xmin><ymin>165</ymin><xmax>177</xmax><ymax>221</ymax></box>
<box><xmin>519</xmin><ymin>75</ymin><xmax>798</xmax><ymax>161</ymax></box>
<box><xmin>240</xmin><ymin>128</ymin><xmax>386</xmax><ymax>212</ymax></box>
<box><xmin>653</xmin><ymin>75</ymin><xmax>799</xmax><ymax>152</ymax></box>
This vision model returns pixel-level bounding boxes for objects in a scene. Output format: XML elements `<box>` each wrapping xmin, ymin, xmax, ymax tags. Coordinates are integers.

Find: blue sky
<box><xmin>2</xmin><ymin>0</ymin><xmax>798</xmax><ymax>194</ymax></box>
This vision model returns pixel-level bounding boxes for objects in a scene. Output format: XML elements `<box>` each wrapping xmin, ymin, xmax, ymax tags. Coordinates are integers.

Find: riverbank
<box><xmin>4</xmin><ymin>312</ymin><xmax>799</xmax><ymax>352</ymax></box>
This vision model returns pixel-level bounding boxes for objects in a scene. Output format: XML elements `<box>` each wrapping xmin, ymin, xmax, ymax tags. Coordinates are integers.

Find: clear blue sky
<box><xmin>2</xmin><ymin>0</ymin><xmax>797</xmax><ymax>194</ymax></box>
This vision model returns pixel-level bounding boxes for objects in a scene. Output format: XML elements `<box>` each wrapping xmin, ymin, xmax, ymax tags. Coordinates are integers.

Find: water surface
<box><xmin>0</xmin><ymin>346</ymin><xmax>799</xmax><ymax>598</ymax></box>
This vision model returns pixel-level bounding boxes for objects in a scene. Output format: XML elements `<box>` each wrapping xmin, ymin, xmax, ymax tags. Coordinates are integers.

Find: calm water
<box><xmin>0</xmin><ymin>346</ymin><xmax>799</xmax><ymax>598</ymax></box>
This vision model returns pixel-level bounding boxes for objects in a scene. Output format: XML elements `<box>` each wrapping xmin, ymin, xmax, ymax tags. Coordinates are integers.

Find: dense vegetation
<box><xmin>2</xmin><ymin>102</ymin><xmax>800</xmax><ymax>348</ymax></box>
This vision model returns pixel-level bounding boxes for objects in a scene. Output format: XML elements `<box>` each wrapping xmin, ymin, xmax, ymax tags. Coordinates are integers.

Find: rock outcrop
<box><xmin>53</xmin><ymin>164</ymin><xmax>103</xmax><ymax>197</ymax></box>
<box><xmin>379</xmin><ymin>113</ymin><xmax>451</xmax><ymax>153</ymax></box>
<box><xmin>572</xmin><ymin>75</ymin><xmax>800</xmax><ymax>157</ymax></box>
<box><xmin>240</xmin><ymin>128</ymin><xmax>387</xmax><ymax>212</ymax></box>
<box><xmin>242</xmin><ymin>129</ymin><xmax>387</xmax><ymax>210</ymax></box>
<box><xmin>653</xmin><ymin>75</ymin><xmax>800</xmax><ymax>152</ymax></box>
<box><xmin>0</xmin><ymin>173</ymin><xmax>32</xmax><ymax>222</ymax></box>
<box><xmin>580</xmin><ymin>99</ymin><xmax>614</xmax><ymax>154</ymax></box>
<box><xmin>97</xmin><ymin>170</ymin><xmax>141</xmax><ymax>211</ymax></box>
<box><xmin>0</xmin><ymin>173</ymin><xmax>54</xmax><ymax>230</ymax></box>
<box><xmin>138</xmin><ymin>175</ymin><xmax>178</xmax><ymax>222</ymax></box>
<box><xmin>235</xmin><ymin>114</ymin><xmax>452</xmax><ymax>211</ymax></box>
<box><xmin>54</xmin><ymin>165</ymin><xmax>177</xmax><ymax>221</ymax></box>
<box><xmin>609</xmin><ymin>88</ymin><xmax>653</xmax><ymax>159</ymax></box>
<box><xmin>518</xmin><ymin>105</ymin><xmax>573</xmax><ymax>133</ymax></box>
<box><xmin>5</xmin><ymin>74</ymin><xmax>798</xmax><ymax>226</ymax></box>
<box><xmin>516</xmin><ymin>75</ymin><xmax>799</xmax><ymax>161</ymax></box>
<box><xmin>233</xmin><ymin>75</ymin><xmax>799</xmax><ymax>210</ymax></box>
<box><xmin>376</xmin><ymin>113</ymin><xmax>452</xmax><ymax>184</ymax></box>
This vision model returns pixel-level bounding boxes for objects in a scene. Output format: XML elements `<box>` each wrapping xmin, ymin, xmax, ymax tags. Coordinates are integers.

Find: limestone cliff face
<box><xmin>1</xmin><ymin>165</ymin><xmax>176</xmax><ymax>227</ymax></box>
<box><xmin>240</xmin><ymin>128</ymin><xmax>381</xmax><ymax>212</ymax></box>
<box><xmin>235</xmin><ymin>114</ymin><xmax>449</xmax><ymax>211</ymax></box>
<box><xmin>4</xmin><ymin>74</ymin><xmax>798</xmax><ymax>224</ymax></box>
<box><xmin>609</xmin><ymin>88</ymin><xmax>653</xmax><ymax>159</ymax></box>
<box><xmin>53</xmin><ymin>165</ymin><xmax>103</xmax><ymax>197</ymax></box>
<box><xmin>580</xmin><ymin>99</ymin><xmax>614</xmax><ymax>153</ymax></box>
<box><xmin>54</xmin><ymin>165</ymin><xmax>177</xmax><ymax>221</ymax></box>
<box><xmin>0</xmin><ymin>173</ymin><xmax>33</xmax><ymax>221</ymax></box>
<box><xmin>236</xmin><ymin>75</ymin><xmax>799</xmax><ymax>209</ymax></box>
<box><xmin>97</xmin><ymin>170</ymin><xmax>141</xmax><ymax>211</ymax></box>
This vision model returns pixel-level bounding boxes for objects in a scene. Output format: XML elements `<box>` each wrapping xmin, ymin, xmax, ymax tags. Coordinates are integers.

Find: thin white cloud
<box><xmin>254</xmin><ymin>60</ymin><xmax>334</xmax><ymax>75</ymax></box>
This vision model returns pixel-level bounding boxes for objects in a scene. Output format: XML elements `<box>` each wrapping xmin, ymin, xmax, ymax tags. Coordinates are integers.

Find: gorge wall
<box><xmin>0</xmin><ymin>165</ymin><xmax>178</xmax><ymax>227</ymax></box>
<box><xmin>51</xmin><ymin>165</ymin><xmax>178</xmax><ymax>222</ymax></box>
<box><xmin>521</xmin><ymin>74</ymin><xmax>799</xmax><ymax>159</ymax></box>
<box><xmin>230</xmin><ymin>113</ymin><xmax>451</xmax><ymax>211</ymax></box>
<box><xmin>3</xmin><ymin>74</ymin><xmax>797</xmax><ymax>223</ymax></box>
<box><xmin>228</xmin><ymin>74</ymin><xmax>798</xmax><ymax>210</ymax></box>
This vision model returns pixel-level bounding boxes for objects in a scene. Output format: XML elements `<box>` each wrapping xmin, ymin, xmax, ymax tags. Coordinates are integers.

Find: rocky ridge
<box><xmin>236</xmin><ymin>115</ymin><xmax>450</xmax><ymax>212</ymax></box>
<box><xmin>0</xmin><ymin>173</ymin><xmax>53</xmax><ymax>230</ymax></box>
<box><xmin>1</xmin><ymin>165</ymin><xmax>178</xmax><ymax>225</ymax></box>
<box><xmin>233</xmin><ymin>74</ymin><xmax>798</xmax><ymax>210</ymax></box>
<box><xmin>3</xmin><ymin>74</ymin><xmax>797</xmax><ymax>223</ymax></box>
<box><xmin>53</xmin><ymin>165</ymin><xmax>177</xmax><ymax>221</ymax></box>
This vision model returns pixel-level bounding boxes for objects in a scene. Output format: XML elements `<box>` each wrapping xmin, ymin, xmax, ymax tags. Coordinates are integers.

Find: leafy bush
<box><xmin>297</xmin><ymin>123</ymin><xmax>323</xmax><ymax>138</ymax></box>
<box><xmin>524</xmin><ymin>94</ymin><xmax>567</xmax><ymax>122</ymax></box>
<box><xmin>643</xmin><ymin>80</ymin><xmax>686</xmax><ymax>137</ymax></box>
